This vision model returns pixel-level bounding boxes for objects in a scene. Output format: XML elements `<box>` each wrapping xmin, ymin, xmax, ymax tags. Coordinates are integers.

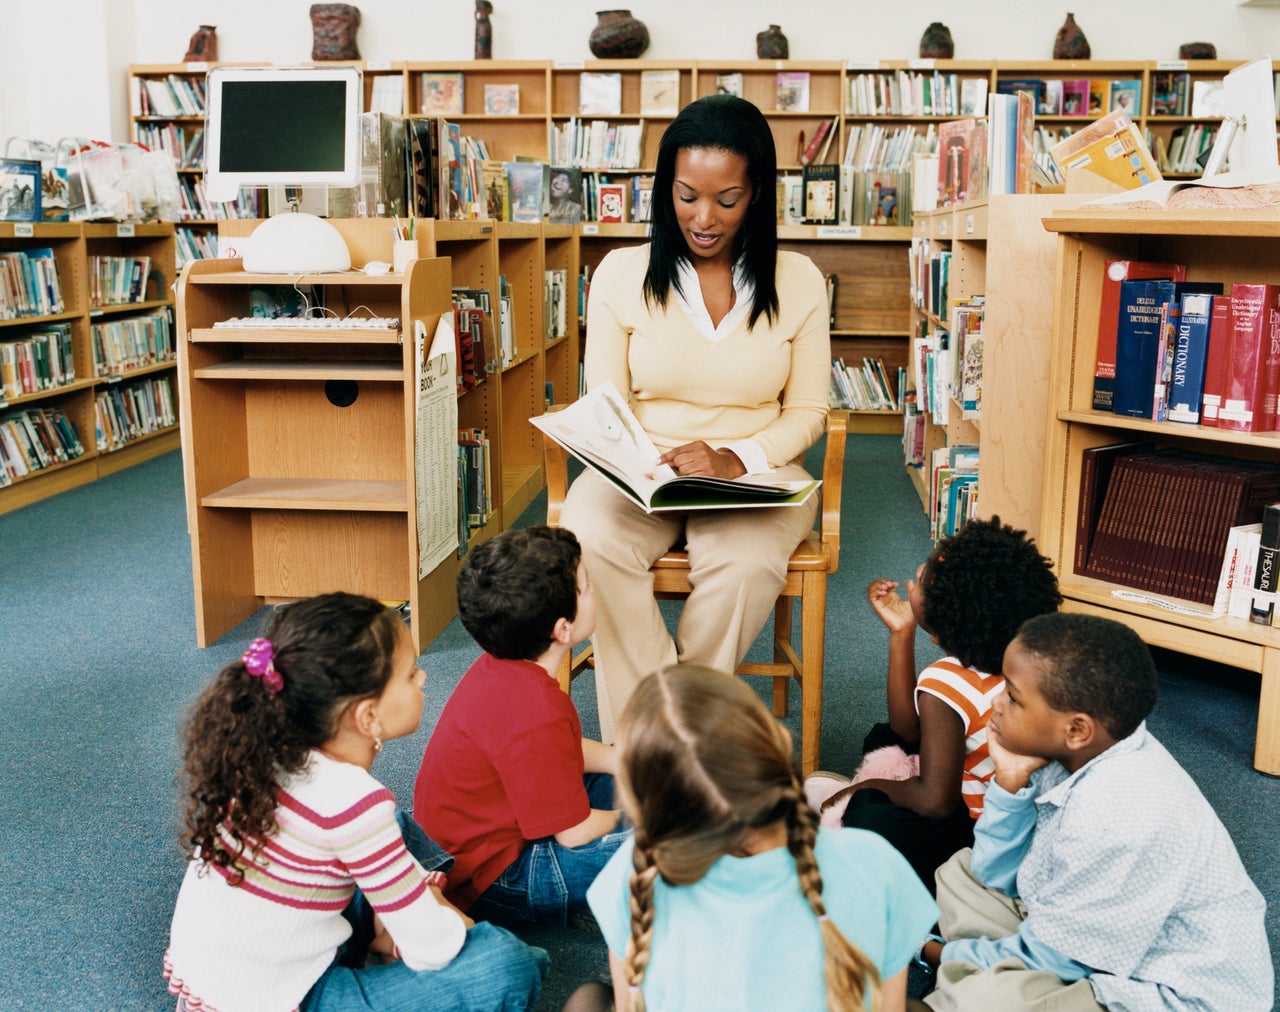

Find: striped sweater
<box><xmin>915</xmin><ymin>657</ymin><xmax>1005</xmax><ymax>818</ymax></box>
<box><xmin>165</xmin><ymin>751</ymin><xmax>466</xmax><ymax>1012</ymax></box>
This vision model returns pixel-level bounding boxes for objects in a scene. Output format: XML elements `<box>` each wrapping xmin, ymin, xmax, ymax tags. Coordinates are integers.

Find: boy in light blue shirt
<box><xmin>920</xmin><ymin>612</ymin><xmax>1272</xmax><ymax>1012</ymax></box>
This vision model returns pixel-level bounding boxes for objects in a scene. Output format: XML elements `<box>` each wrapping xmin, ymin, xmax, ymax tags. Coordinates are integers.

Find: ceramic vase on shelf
<box><xmin>1179</xmin><ymin>41</ymin><xmax>1216</xmax><ymax>60</ymax></box>
<box><xmin>918</xmin><ymin>22</ymin><xmax>954</xmax><ymax>60</ymax></box>
<box><xmin>183</xmin><ymin>25</ymin><xmax>217</xmax><ymax>62</ymax></box>
<box><xmin>1052</xmin><ymin>12</ymin><xmax>1090</xmax><ymax>60</ymax></box>
<box><xmin>588</xmin><ymin>10</ymin><xmax>649</xmax><ymax>59</ymax></box>
<box><xmin>474</xmin><ymin>0</ymin><xmax>493</xmax><ymax>59</ymax></box>
<box><xmin>310</xmin><ymin>3</ymin><xmax>361</xmax><ymax>61</ymax></box>
<box><xmin>756</xmin><ymin>24</ymin><xmax>788</xmax><ymax>60</ymax></box>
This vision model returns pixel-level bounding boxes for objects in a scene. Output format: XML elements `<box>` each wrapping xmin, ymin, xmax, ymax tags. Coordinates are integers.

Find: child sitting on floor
<box><xmin>413</xmin><ymin>525</ymin><xmax>630</xmax><ymax>925</ymax></box>
<box><xmin>806</xmin><ymin>516</ymin><xmax>1061</xmax><ymax>890</ymax></box>
<box><xmin>165</xmin><ymin>592</ymin><xmax>547</xmax><ymax>1012</ymax></box>
<box><xmin>586</xmin><ymin>663</ymin><xmax>937</xmax><ymax>1011</ymax></box>
<box><xmin>921</xmin><ymin>612</ymin><xmax>1272</xmax><ymax>1011</ymax></box>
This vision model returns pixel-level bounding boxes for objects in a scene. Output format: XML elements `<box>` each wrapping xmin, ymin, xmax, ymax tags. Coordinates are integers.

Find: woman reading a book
<box><xmin>560</xmin><ymin>93</ymin><xmax>830</xmax><ymax>741</ymax></box>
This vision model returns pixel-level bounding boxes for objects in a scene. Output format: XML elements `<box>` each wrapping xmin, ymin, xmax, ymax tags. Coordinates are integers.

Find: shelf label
<box><xmin>938</xmin><ymin>219</ymin><xmax>950</xmax><ymax>236</ymax></box>
<box><xmin>964</xmin><ymin>214</ymin><xmax>975</xmax><ymax>235</ymax></box>
<box><xmin>116</xmin><ymin>223</ymin><xmax>136</xmax><ymax>238</ymax></box>
<box><xmin>908</xmin><ymin>58</ymin><xmax>937</xmax><ymax>70</ymax></box>
<box><xmin>1156</xmin><ymin>60</ymin><xmax>1189</xmax><ymax>70</ymax></box>
<box><xmin>581</xmin><ymin>223</ymin><xmax>600</xmax><ymax>235</ymax></box>
<box><xmin>14</xmin><ymin>223</ymin><xmax>34</xmax><ymax>237</ymax></box>
<box><xmin>816</xmin><ymin>225</ymin><xmax>862</xmax><ymax>239</ymax></box>
<box><xmin>184</xmin><ymin>61</ymin><xmax>209</xmax><ymax>72</ymax></box>
<box><xmin>845</xmin><ymin>60</ymin><xmax>881</xmax><ymax>71</ymax></box>
<box><xmin>554</xmin><ymin>60</ymin><xmax>585</xmax><ymax>69</ymax></box>
<box><xmin>366</xmin><ymin>59</ymin><xmax>391</xmax><ymax>71</ymax></box>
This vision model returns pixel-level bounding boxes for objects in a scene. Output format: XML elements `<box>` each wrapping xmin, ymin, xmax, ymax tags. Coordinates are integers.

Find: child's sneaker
<box><xmin>803</xmin><ymin>771</ymin><xmax>851</xmax><ymax>812</ymax></box>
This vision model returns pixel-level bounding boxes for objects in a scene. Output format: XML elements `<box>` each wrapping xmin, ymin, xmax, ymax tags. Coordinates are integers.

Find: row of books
<box><xmin>452</xmin><ymin>287</ymin><xmax>495</xmax><ymax>393</ymax></box>
<box><xmin>90</xmin><ymin>310</ymin><xmax>174</xmax><ymax>377</ymax></box>
<box><xmin>550</xmin><ymin>119</ymin><xmax>645</xmax><ymax>170</ymax></box>
<box><xmin>1094</xmin><ymin>263</ymin><xmax>1280</xmax><ymax>434</ymax></box>
<box><xmin>950</xmin><ymin>297</ymin><xmax>984</xmax><ymax>420</ymax></box>
<box><xmin>930</xmin><ymin>443</ymin><xmax>979</xmax><ymax>542</ymax></box>
<box><xmin>418</xmin><ymin>69</ymin><xmax>683</xmax><ymax>119</ymax></box>
<box><xmin>175</xmin><ymin>227</ymin><xmax>218</xmax><ymax>267</ymax></box>
<box><xmin>131</xmin><ymin>74</ymin><xmax>206</xmax><ymax>117</ymax></box>
<box><xmin>94</xmin><ymin>374</ymin><xmax>175</xmax><ymax>452</ymax></box>
<box><xmin>829</xmin><ymin>357</ymin><xmax>903</xmax><ymax>412</ymax></box>
<box><xmin>996</xmin><ymin>76</ymin><xmax>1141</xmax><ymax>120</ymax></box>
<box><xmin>1076</xmin><ymin>444</ymin><xmax>1280</xmax><ymax>615</ymax></box>
<box><xmin>175</xmin><ymin>176</ymin><xmax>263</xmax><ymax>223</ymax></box>
<box><xmin>133</xmin><ymin>123</ymin><xmax>205</xmax><ymax>170</ymax></box>
<box><xmin>545</xmin><ymin>269</ymin><xmax>568</xmax><ymax>343</ymax></box>
<box><xmin>88</xmin><ymin>255</ymin><xmax>153</xmax><ymax>307</ymax></box>
<box><xmin>911</xmin><ymin>327</ymin><xmax>950</xmax><ymax>427</ymax></box>
<box><xmin>1154</xmin><ymin>123</ymin><xmax>1219</xmax><ymax>175</ymax></box>
<box><xmin>843</xmin><ymin>122</ymin><xmax>936</xmax><ymax>172</ymax></box>
<box><xmin>0</xmin><ymin>324</ymin><xmax>73</xmax><ymax>400</ymax></box>
<box><xmin>909</xmin><ymin>240</ymin><xmax>950</xmax><ymax>321</ymax></box>
<box><xmin>455</xmin><ymin>427</ymin><xmax>493</xmax><ymax>556</ymax></box>
<box><xmin>846</xmin><ymin>72</ymin><xmax>989</xmax><ymax>119</ymax></box>
<box><xmin>1150</xmin><ymin>73</ymin><xmax>1235</xmax><ymax>118</ymax></box>
<box><xmin>0</xmin><ymin>248</ymin><xmax>64</xmax><ymax>319</ymax></box>
<box><xmin>903</xmin><ymin>394</ymin><xmax>927</xmax><ymax>468</ymax></box>
<box><xmin>0</xmin><ymin>405</ymin><xmax>84</xmax><ymax>483</ymax></box>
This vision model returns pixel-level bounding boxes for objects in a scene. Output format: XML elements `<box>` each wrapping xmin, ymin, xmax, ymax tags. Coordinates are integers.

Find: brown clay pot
<box><xmin>588</xmin><ymin>10</ymin><xmax>649</xmax><ymax>59</ymax></box>
<box><xmin>1179</xmin><ymin>42</ymin><xmax>1217</xmax><ymax>60</ymax></box>
<box><xmin>756</xmin><ymin>25</ymin><xmax>789</xmax><ymax>60</ymax></box>
<box><xmin>919</xmin><ymin>22</ymin><xmax>954</xmax><ymax>60</ymax></box>
<box><xmin>475</xmin><ymin>1</ymin><xmax>493</xmax><ymax>60</ymax></box>
<box><xmin>184</xmin><ymin>25</ymin><xmax>217</xmax><ymax>63</ymax></box>
<box><xmin>310</xmin><ymin>3</ymin><xmax>361</xmax><ymax>61</ymax></box>
<box><xmin>1053</xmin><ymin>12</ymin><xmax>1090</xmax><ymax>60</ymax></box>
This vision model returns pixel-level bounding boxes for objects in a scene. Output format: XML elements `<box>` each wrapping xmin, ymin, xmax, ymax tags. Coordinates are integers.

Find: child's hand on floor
<box><xmin>867</xmin><ymin>577</ymin><xmax>916</xmax><ymax>634</ymax></box>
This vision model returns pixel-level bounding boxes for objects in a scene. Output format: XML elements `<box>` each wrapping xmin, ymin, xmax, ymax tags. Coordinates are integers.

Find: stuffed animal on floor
<box><xmin>805</xmin><ymin>745</ymin><xmax>920</xmax><ymax>828</ymax></box>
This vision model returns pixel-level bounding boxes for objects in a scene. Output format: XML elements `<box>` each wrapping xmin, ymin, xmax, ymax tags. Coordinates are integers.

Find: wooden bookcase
<box><xmin>0</xmin><ymin>221</ymin><xmax>178</xmax><ymax>515</ymax></box>
<box><xmin>1038</xmin><ymin>208</ymin><xmax>1280</xmax><ymax>775</ymax></box>
<box><xmin>906</xmin><ymin>195</ymin><xmax>1088</xmax><ymax>536</ymax></box>
<box><xmin>175</xmin><ymin>241</ymin><xmax>456</xmax><ymax>652</ymax></box>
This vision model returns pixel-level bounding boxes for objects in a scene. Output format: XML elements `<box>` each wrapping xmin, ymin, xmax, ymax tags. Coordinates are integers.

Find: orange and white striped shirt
<box><xmin>915</xmin><ymin>657</ymin><xmax>1004</xmax><ymax>818</ymax></box>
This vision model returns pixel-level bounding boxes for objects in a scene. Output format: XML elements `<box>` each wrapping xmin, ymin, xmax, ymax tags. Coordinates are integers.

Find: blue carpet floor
<box><xmin>0</xmin><ymin>439</ymin><xmax>1275</xmax><ymax>1008</ymax></box>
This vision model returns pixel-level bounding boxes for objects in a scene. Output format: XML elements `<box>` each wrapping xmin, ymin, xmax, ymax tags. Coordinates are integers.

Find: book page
<box><xmin>416</xmin><ymin>316</ymin><xmax>459</xmax><ymax>578</ymax></box>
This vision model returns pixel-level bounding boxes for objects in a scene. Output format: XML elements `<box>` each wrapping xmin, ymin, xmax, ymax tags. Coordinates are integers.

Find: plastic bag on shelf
<box><xmin>53</xmin><ymin>138</ymin><xmax>182</xmax><ymax>222</ymax></box>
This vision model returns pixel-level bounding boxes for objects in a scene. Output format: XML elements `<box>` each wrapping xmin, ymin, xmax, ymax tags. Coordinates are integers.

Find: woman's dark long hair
<box><xmin>644</xmin><ymin>93</ymin><xmax>779</xmax><ymax>329</ymax></box>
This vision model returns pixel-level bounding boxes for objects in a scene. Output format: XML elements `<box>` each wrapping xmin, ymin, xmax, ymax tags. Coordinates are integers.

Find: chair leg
<box><xmin>800</xmin><ymin>572</ymin><xmax>826</xmax><ymax>775</ymax></box>
<box><xmin>771</xmin><ymin>596</ymin><xmax>793</xmax><ymax>717</ymax></box>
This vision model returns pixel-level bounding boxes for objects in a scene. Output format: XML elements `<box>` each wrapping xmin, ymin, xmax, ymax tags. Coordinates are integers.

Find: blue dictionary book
<box><xmin>1166</xmin><ymin>293</ymin><xmax>1215</xmax><ymax>423</ymax></box>
<box><xmin>1114</xmin><ymin>279</ymin><xmax>1174</xmax><ymax>417</ymax></box>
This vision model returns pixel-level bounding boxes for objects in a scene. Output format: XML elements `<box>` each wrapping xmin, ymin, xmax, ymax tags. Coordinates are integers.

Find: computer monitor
<box><xmin>1200</xmin><ymin>55</ymin><xmax>1278</xmax><ymax>180</ymax></box>
<box><xmin>204</xmin><ymin>66</ymin><xmax>363</xmax><ymax>273</ymax></box>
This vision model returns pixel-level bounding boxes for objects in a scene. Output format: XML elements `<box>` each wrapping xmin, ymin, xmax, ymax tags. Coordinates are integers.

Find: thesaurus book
<box><xmin>530</xmin><ymin>381</ymin><xmax>820</xmax><ymax>512</ymax></box>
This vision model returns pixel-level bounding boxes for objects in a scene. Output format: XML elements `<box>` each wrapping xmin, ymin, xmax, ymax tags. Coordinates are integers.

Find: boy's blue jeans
<box><xmin>469</xmin><ymin>773</ymin><xmax>632</xmax><ymax>926</ymax></box>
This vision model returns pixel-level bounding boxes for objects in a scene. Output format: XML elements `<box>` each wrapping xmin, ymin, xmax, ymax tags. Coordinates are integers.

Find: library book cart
<box><xmin>1038</xmin><ymin>208</ymin><xmax>1280</xmax><ymax>775</ymax></box>
<box><xmin>174</xmin><ymin>232</ymin><xmax>455</xmax><ymax>654</ymax></box>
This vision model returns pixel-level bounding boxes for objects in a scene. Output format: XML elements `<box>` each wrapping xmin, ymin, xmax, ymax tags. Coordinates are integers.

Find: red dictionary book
<box><xmin>1093</xmin><ymin>260</ymin><xmax>1186</xmax><ymax>412</ymax></box>
<box><xmin>1219</xmin><ymin>284</ymin><xmax>1280</xmax><ymax>432</ymax></box>
<box><xmin>1200</xmin><ymin>295</ymin><xmax>1233</xmax><ymax>427</ymax></box>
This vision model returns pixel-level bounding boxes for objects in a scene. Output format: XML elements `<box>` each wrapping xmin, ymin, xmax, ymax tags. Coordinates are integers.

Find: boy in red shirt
<box><xmin>413</xmin><ymin>525</ymin><xmax>628</xmax><ymax>925</ymax></box>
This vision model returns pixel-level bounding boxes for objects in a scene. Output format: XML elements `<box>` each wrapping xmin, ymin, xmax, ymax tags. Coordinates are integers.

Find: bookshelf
<box><xmin>175</xmin><ymin>238</ymin><xmax>456</xmax><ymax>652</ymax></box>
<box><xmin>0</xmin><ymin>221</ymin><xmax>178</xmax><ymax>515</ymax></box>
<box><xmin>1038</xmin><ymin>208</ymin><xmax>1280</xmax><ymax>775</ymax></box>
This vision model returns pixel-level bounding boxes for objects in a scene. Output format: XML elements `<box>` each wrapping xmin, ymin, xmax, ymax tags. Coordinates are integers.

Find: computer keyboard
<box><xmin>212</xmin><ymin>316</ymin><xmax>401</xmax><ymax>329</ymax></box>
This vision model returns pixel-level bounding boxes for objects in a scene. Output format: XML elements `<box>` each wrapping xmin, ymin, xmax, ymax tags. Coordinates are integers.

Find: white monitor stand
<box><xmin>241</xmin><ymin>197</ymin><xmax>351</xmax><ymax>274</ymax></box>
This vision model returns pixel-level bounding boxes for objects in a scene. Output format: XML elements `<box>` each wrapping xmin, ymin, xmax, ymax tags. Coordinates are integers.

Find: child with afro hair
<box><xmin>805</xmin><ymin>516</ymin><xmax>1062</xmax><ymax>891</ymax></box>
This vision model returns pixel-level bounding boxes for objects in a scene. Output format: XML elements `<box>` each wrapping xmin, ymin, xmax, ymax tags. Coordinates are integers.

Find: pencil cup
<box><xmin>392</xmin><ymin>238</ymin><xmax>417</xmax><ymax>273</ymax></box>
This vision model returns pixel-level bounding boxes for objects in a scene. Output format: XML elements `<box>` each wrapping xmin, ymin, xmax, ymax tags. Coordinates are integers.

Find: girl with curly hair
<box><xmin>584</xmin><ymin>664</ymin><xmax>936</xmax><ymax>1011</ymax></box>
<box><xmin>164</xmin><ymin>592</ymin><xmax>547</xmax><ymax>1012</ymax></box>
<box><xmin>805</xmin><ymin>516</ymin><xmax>1062</xmax><ymax>892</ymax></box>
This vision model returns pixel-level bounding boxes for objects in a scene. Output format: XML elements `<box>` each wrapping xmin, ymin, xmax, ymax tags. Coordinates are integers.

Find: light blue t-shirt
<box><xmin>587</xmin><ymin>826</ymin><xmax>937</xmax><ymax>1010</ymax></box>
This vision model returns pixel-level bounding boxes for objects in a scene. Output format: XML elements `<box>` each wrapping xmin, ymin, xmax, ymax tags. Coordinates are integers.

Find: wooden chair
<box><xmin>543</xmin><ymin>410</ymin><xmax>848</xmax><ymax>774</ymax></box>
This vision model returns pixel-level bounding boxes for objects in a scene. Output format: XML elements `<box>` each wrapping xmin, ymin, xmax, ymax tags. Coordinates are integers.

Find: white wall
<box><xmin>1</xmin><ymin>0</ymin><xmax>1277</xmax><ymax>146</ymax></box>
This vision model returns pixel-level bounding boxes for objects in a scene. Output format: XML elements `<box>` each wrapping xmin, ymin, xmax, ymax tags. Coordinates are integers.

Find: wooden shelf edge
<box><xmin>189</xmin><ymin>326</ymin><xmax>403</xmax><ymax>345</ymax></box>
<box><xmin>201</xmin><ymin>477</ymin><xmax>409</xmax><ymax>511</ymax></box>
<box><xmin>193</xmin><ymin>360</ymin><xmax>405</xmax><ymax>381</ymax></box>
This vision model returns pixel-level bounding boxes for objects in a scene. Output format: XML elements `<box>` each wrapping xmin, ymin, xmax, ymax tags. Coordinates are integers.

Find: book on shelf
<box><xmin>1062</xmin><ymin>78</ymin><xmax>1090</xmax><ymax>117</ymax></box>
<box><xmin>504</xmin><ymin>160</ymin><xmax>546</xmax><ymax>223</ymax></box>
<box><xmin>1048</xmin><ymin>110</ymin><xmax>1160</xmax><ymax>193</ymax></box>
<box><xmin>480</xmin><ymin>160</ymin><xmax>510</xmax><ymax>221</ymax></box>
<box><xmin>1074</xmin><ymin>441</ymin><xmax>1154</xmax><ymax>575</ymax></box>
<box><xmin>406</xmin><ymin>117</ymin><xmax>438</xmax><ymax>219</ymax></box>
<box><xmin>1114</xmin><ymin>280</ymin><xmax>1222</xmax><ymax>419</ymax></box>
<box><xmin>936</xmin><ymin>118</ymin><xmax>977</xmax><ymax>206</ymax></box>
<box><xmin>1150</xmin><ymin>72</ymin><xmax>1189</xmax><ymax>116</ymax></box>
<box><xmin>959</xmin><ymin>77</ymin><xmax>988</xmax><ymax>117</ymax></box>
<box><xmin>639</xmin><ymin>69</ymin><xmax>680</xmax><ymax>116</ymax></box>
<box><xmin>715</xmin><ymin>72</ymin><xmax>744</xmax><ymax>98</ymax></box>
<box><xmin>986</xmin><ymin>94</ymin><xmax>1020</xmax><ymax>195</ymax></box>
<box><xmin>1200</xmin><ymin>296</ymin><xmax>1234</xmax><ymax>427</ymax></box>
<box><xmin>1092</xmin><ymin>259</ymin><xmax>1186</xmax><ymax>412</ymax></box>
<box><xmin>799</xmin><ymin>116</ymin><xmax>837</xmax><ymax>167</ymax></box>
<box><xmin>1219</xmin><ymin>283</ymin><xmax>1280</xmax><ymax>433</ymax></box>
<box><xmin>1250</xmin><ymin>503</ymin><xmax>1280</xmax><ymax>625</ymax></box>
<box><xmin>1190</xmin><ymin>79</ymin><xmax>1225</xmax><ymax>118</ymax></box>
<box><xmin>1087</xmin><ymin>79</ymin><xmax>1110</xmax><ymax>117</ymax></box>
<box><xmin>1151</xmin><ymin>283</ymin><xmax>1225</xmax><ymax>421</ymax></box>
<box><xmin>775</xmin><ymin>72</ymin><xmax>811</xmax><ymax>113</ymax></box>
<box><xmin>801</xmin><ymin>164</ymin><xmax>839</xmax><ymax>225</ymax></box>
<box><xmin>597</xmin><ymin>181</ymin><xmax>627</xmax><ymax>223</ymax></box>
<box><xmin>996</xmin><ymin>77</ymin><xmax>1042</xmax><ymax>104</ymax></box>
<box><xmin>1040</xmin><ymin>79</ymin><xmax>1064</xmax><ymax>116</ymax></box>
<box><xmin>1228</xmin><ymin>523</ymin><xmax>1264</xmax><ymax>619</ymax></box>
<box><xmin>1108</xmin><ymin>79</ymin><xmax>1142</xmax><ymax>118</ymax></box>
<box><xmin>328</xmin><ymin>112</ymin><xmax>408</xmax><ymax>219</ymax></box>
<box><xmin>630</xmin><ymin>173</ymin><xmax>654</xmax><ymax>223</ymax></box>
<box><xmin>548</xmin><ymin>165</ymin><xmax>584</xmax><ymax>224</ymax></box>
<box><xmin>531</xmin><ymin>380</ymin><xmax>821</xmax><ymax>513</ymax></box>
<box><xmin>1166</xmin><ymin>292</ymin><xmax>1216</xmax><ymax>424</ymax></box>
<box><xmin>483</xmin><ymin>83</ymin><xmax>520</xmax><ymax>116</ymax></box>
<box><xmin>420</xmin><ymin>72</ymin><xmax>464</xmax><ymax>116</ymax></box>
<box><xmin>870</xmin><ymin>180</ymin><xmax>898</xmax><ymax>225</ymax></box>
<box><xmin>370</xmin><ymin>74</ymin><xmax>406</xmax><ymax>115</ymax></box>
<box><xmin>579</xmin><ymin>72</ymin><xmax>622</xmax><ymax>115</ymax></box>
<box><xmin>0</xmin><ymin>158</ymin><xmax>41</xmax><ymax>222</ymax></box>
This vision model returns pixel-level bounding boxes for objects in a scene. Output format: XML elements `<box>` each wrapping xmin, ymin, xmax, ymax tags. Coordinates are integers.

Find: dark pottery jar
<box><xmin>475</xmin><ymin>0</ymin><xmax>493</xmax><ymax>59</ymax></box>
<box><xmin>588</xmin><ymin>10</ymin><xmax>649</xmax><ymax>59</ymax></box>
<box><xmin>756</xmin><ymin>24</ymin><xmax>788</xmax><ymax>60</ymax></box>
<box><xmin>310</xmin><ymin>3</ymin><xmax>361</xmax><ymax>61</ymax></box>
<box><xmin>184</xmin><ymin>25</ymin><xmax>217</xmax><ymax>62</ymax></box>
<box><xmin>1053</xmin><ymin>12</ymin><xmax>1090</xmax><ymax>60</ymax></box>
<box><xmin>1179</xmin><ymin>41</ymin><xmax>1217</xmax><ymax>60</ymax></box>
<box><xmin>919</xmin><ymin>22</ymin><xmax>954</xmax><ymax>60</ymax></box>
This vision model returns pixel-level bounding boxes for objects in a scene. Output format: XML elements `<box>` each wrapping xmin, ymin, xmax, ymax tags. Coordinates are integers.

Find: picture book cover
<box><xmin>579</xmin><ymin>72</ymin><xmax>622</xmax><ymax>115</ymax></box>
<box><xmin>1062</xmin><ymin>79</ymin><xmax>1089</xmax><ymax>117</ymax></box>
<box><xmin>801</xmin><ymin>164</ymin><xmax>839</xmax><ymax>225</ymax></box>
<box><xmin>1108</xmin><ymin>79</ymin><xmax>1142</xmax><ymax>118</ymax></box>
<box><xmin>421</xmin><ymin>72</ymin><xmax>464</xmax><ymax>116</ymax></box>
<box><xmin>483</xmin><ymin>83</ymin><xmax>520</xmax><ymax>116</ymax></box>
<box><xmin>959</xmin><ymin>77</ymin><xmax>988</xmax><ymax>117</ymax></box>
<box><xmin>715</xmin><ymin>72</ymin><xmax>744</xmax><ymax>98</ymax></box>
<box><xmin>0</xmin><ymin>158</ymin><xmax>41</xmax><ymax>222</ymax></box>
<box><xmin>639</xmin><ymin>69</ymin><xmax>680</xmax><ymax>116</ymax></box>
<box><xmin>630</xmin><ymin>174</ymin><xmax>654</xmax><ymax>223</ymax></box>
<box><xmin>548</xmin><ymin>166</ymin><xmax>584</xmax><ymax>224</ymax></box>
<box><xmin>1087</xmin><ymin>79</ymin><xmax>1110</xmax><ymax>117</ymax></box>
<box><xmin>597</xmin><ymin>182</ymin><xmax>627</xmax><ymax>223</ymax></box>
<box><xmin>504</xmin><ymin>160</ymin><xmax>545</xmax><ymax>223</ymax></box>
<box><xmin>775</xmin><ymin>71</ymin><xmax>811</xmax><ymax>113</ymax></box>
<box><xmin>936</xmin><ymin>118</ymin><xmax>976</xmax><ymax>206</ymax></box>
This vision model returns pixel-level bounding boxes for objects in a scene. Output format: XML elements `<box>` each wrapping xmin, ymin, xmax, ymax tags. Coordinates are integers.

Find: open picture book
<box><xmin>530</xmin><ymin>381</ymin><xmax>821</xmax><ymax>512</ymax></box>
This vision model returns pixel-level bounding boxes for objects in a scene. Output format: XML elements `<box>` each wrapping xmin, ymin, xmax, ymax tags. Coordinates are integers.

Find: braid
<box><xmin>624</xmin><ymin>836</ymin><xmax>660</xmax><ymax>1011</ymax></box>
<box><xmin>785</xmin><ymin>787</ymin><xmax>881</xmax><ymax>1011</ymax></box>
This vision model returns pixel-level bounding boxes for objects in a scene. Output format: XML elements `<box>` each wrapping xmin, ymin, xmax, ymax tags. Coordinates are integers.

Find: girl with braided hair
<box><xmin>164</xmin><ymin>592</ymin><xmax>548</xmax><ymax>1012</ymax></box>
<box><xmin>584</xmin><ymin>664</ymin><xmax>937</xmax><ymax>1011</ymax></box>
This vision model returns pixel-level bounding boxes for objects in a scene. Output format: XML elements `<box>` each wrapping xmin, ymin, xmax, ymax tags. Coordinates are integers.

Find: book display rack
<box><xmin>0</xmin><ymin>221</ymin><xmax>177</xmax><ymax>515</ymax></box>
<box><xmin>1038</xmin><ymin>208</ymin><xmax>1280</xmax><ymax>775</ymax></box>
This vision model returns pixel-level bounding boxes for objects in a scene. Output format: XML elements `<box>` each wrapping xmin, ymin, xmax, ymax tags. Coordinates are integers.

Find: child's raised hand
<box><xmin>867</xmin><ymin>578</ymin><xmax>916</xmax><ymax>634</ymax></box>
<box><xmin>987</xmin><ymin>733</ymin><xmax>1049</xmax><ymax>793</ymax></box>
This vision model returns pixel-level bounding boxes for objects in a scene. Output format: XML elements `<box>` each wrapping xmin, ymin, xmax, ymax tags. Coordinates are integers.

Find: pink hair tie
<box><xmin>242</xmin><ymin>637</ymin><xmax>284</xmax><ymax>693</ymax></box>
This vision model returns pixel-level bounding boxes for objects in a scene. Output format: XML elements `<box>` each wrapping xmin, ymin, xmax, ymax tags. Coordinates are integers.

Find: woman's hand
<box><xmin>867</xmin><ymin>578</ymin><xmax>916</xmax><ymax>635</ymax></box>
<box><xmin>658</xmin><ymin>441</ymin><xmax>746</xmax><ymax>479</ymax></box>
